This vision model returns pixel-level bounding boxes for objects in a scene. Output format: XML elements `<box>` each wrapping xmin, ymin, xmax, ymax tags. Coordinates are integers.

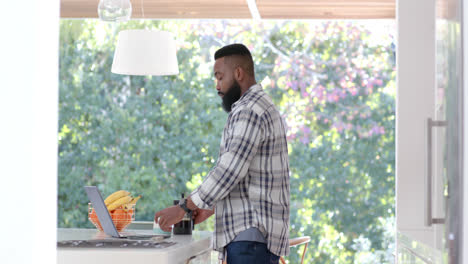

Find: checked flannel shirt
<box><xmin>191</xmin><ymin>84</ymin><xmax>291</xmax><ymax>258</ymax></box>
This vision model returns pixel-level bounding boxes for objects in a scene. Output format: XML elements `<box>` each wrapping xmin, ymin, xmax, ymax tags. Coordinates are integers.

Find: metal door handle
<box><xmin>424</xmin><ymin>118</ymin><xmax>447</xmax><ymax>226</ymax></box>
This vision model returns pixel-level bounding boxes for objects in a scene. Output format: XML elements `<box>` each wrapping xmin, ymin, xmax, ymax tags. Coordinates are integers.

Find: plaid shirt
<box><xmin>191</xmin><ymin>84</ymin><xmax>290</xmax><ymax>257</ymax></box>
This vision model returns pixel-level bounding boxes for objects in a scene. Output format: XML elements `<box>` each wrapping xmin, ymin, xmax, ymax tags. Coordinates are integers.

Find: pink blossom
<box><xmin>336</xmin><ymin>124</ymin><xmax>344</xmax><ymax>133</ymax></box>
<box><xmin>327</xmin><ymin>91</ymin><xmax>340</xmax><ymax>102</ymax></box>
<box><xmin>291</xmin><ymin>81</ymin><xmax>298</xmax><ymax>91</ymax></box>
<box><xmin>339</xmin><ymin>90</ymin><xmax>346</xmax><ymax>99</ymax></box>
<box><xmin>316</xmin><ymin>92</ymin><xmax>324</xmax><ymax>102</ymax></box>
<box><xmin>379</xmin><ymin>126</ymin><xmax>385</xmax><ymax>134</ymax></box>
<box><xmin>339</xmin><ymin>79</ymin><xmax>347</xmax><ymax>88</ymax></box>
<box><xmin>299</xmin><ymin>81</ymin><xmax>307</xmax><ymax>90</ymax></box>
<box><xmin>368</xmin><ymin>125</ymin><xmax>384</xmax><ymax>136</ymax></box>
<box><xmin>302</xmin><ymin>126</ymin><xmax>311</xmax><ymax>135</ymax></box>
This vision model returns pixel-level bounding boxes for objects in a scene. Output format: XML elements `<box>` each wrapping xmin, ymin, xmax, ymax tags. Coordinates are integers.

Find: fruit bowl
<box><xmin>88</xmin><ymin>203</ymin><xmax>135</xmax><ymax>232</ymax></box>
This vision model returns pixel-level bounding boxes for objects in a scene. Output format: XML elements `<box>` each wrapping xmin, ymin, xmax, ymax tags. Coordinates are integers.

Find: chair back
<box><xmin>280</xmin><ymin>236</ymin><xmax>311</xmax><ymax>264</ymax></box>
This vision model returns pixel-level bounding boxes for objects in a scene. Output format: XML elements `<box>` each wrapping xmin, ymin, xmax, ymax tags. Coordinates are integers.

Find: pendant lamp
<box><xmin>98</xmin><ymin>0</ymin><xmax>132</xmax><ymax>22</ymax></box>
<box><xmin>111</xmin><ymin>29</ymin><xmax>179</xmax><ymax>76</ymax></box>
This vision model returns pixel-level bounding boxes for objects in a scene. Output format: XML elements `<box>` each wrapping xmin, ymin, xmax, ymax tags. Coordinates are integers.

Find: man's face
<box><xmin>214</xmin><ymin>58</ymin><xmax>241</xmax><ymax>112</ymax></box>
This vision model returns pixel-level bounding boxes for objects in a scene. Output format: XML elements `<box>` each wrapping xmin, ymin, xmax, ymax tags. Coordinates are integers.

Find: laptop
<box><xmin>84</xmin><ymin>186</ymin><xmax>170</xmax><ymax>240</ymax></box>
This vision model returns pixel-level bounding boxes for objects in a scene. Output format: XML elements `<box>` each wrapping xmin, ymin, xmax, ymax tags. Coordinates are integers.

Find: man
<box><xmin>154</xmin><ymin>43</ymin><xmax>290</xmax><ymax>264</ymax></box>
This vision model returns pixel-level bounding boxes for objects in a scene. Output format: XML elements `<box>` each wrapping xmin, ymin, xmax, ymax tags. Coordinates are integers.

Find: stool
<box><xmin>280</xmin><ymin>236</ymin><xmax>311</xmax><ymax>264</ymax></box>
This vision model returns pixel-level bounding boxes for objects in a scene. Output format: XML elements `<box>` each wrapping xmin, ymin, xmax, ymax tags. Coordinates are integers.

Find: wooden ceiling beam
<box><xmin>60</xmin><ymin>0</ymin><xmax>395</xmax><ymax>19</ymax></box>
<box><xmin>258</xmin><ymin>0</ymin><xmax>394</xmax><ymax>19</ymax></box>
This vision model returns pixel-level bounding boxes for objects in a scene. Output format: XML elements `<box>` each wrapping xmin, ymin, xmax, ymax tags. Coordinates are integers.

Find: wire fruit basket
<box><xmin>88</xmin><ymin>203</ymin><xmax>135</xmax><ymax>232</ymax></box>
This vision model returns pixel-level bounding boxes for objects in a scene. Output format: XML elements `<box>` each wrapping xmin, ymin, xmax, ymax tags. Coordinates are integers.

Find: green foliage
<box><xmin>58</xmin><ymin>19</ymin><xmax>395</xmax><ymax>263</ymax></box>
<box><xmin>58</xmin><ymin>20</ymin><xmax>225</xmax><ymax>227</ymax></box>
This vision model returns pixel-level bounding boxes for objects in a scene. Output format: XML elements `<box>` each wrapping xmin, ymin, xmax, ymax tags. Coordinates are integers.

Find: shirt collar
<box><xmin>232</xmin><ymin>84</ymin><xmax>262</xmax><ymax>109</ymax></box>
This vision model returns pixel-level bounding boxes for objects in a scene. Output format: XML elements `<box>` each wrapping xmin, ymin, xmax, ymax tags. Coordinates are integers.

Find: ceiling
<box><xmin>60</xmin><ymin>0</ymin><xmax>396</xmax><ymax>19</ymax></box>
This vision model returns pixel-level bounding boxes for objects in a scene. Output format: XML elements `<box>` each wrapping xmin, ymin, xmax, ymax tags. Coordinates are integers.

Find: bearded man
<box><xmin>155</xmin><ymin>43</ymin><xmax>290</xmax><ymax>264</ymax></box>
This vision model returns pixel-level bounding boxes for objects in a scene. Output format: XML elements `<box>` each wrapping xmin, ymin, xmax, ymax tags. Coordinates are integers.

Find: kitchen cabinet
<box><xmin>397</xmin><ymin>0</ymin><xmax>464</xmax><ymax>262</ymax></box>
<box><xmin>57</xmin><ymin>228</ymin><xmax>212</xmax><ymax>264</ymax></box>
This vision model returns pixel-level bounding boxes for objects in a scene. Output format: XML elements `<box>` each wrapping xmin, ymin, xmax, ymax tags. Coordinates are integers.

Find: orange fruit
<box><xmin>89</xmin><ymin>208</ymin><xmax>103</xmax><ymax>230</ymax></box>
<box><xmin>89</xmin><ymin>206</ymin><xmax>134</xmax><ymax>232</ymax></box>
<box><xmin>112</xmin><ymin>208</ymin><xmax>131</xmax><ymax>231</ymax></box>
<box><xmin>124</xmin><ymin>210</ymin><xmax>133</xmax><ymax>226</ymax></box>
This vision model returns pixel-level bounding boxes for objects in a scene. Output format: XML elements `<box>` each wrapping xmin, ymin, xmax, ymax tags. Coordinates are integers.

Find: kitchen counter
<box><xmin>57</xmin><ymin>228</ymin><xmax>212</xmax><ymax>264</ymax></box>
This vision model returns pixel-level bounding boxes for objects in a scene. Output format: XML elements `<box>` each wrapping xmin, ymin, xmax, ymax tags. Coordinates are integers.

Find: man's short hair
<box><xmin>214</xmin><ymin>43</ymin><xmax>255</xmax><ymax>77</ymax></box>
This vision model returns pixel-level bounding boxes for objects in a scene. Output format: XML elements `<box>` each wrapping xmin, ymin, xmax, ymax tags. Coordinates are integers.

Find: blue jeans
<box><xmin>226</xmin><ymin>241</ymin><xmax>280</xmax><ymax>264</ymax></box>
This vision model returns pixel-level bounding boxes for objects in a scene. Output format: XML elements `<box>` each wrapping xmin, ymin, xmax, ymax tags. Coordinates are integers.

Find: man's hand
<box><xmin>154</xmin><ymin>206</ymin><xmax>185</xmax><ymax>232</ymax></box>
<box><xmin>192</xmin><ymin>208</ymin><xmax>214</xmax><ymax>225</ymax></box>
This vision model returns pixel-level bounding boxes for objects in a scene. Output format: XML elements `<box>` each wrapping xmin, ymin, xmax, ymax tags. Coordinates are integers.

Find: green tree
<box><xmin>265</xmin><ymin>21</ymin><xmax>395</xmax><ymax>263</ymax></box>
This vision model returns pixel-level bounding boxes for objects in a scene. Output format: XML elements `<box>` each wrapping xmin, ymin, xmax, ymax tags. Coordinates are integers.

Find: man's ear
<box><xmin>234</xmin><ymin>66</ymin><xmax>243</xmax><ymax>81</ymax></box>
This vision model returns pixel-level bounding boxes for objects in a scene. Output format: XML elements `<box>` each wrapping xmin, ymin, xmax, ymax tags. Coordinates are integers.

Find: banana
<box><xmin>107</xmin><ymin>195</ymin><xmax>133</xmax><ymax>211</ymax></box>
<box><xmin>104</xmin><ymin>190</ymin><xmax>130</xmax><ymax>206</ymax></box>
<box><xmin>124</xmin><ymin>195</ymin><xmax>141</xmax><ymax>211</ymax></box>
<box><xmin>129</xmin><ymin>195</ymin><xmax>141</xmax><ymax>204</ymax></box>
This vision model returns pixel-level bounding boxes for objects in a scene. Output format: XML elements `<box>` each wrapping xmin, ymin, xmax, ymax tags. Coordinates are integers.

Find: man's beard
<box><xmin>220</xmin><ymin>80</ymin><xmax>242</xmax><ymax>112</ymax></box>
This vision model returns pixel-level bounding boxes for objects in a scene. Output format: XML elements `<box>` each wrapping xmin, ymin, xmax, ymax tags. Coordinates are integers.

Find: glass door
<box><xmin>433</xmin><ymin>0</ymin><xmax>463</xmax><ymax>262</ymax></box>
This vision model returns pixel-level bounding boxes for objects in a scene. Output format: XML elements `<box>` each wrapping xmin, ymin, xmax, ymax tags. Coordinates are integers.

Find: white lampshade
<box><xmin>111</xmin><ymin>29</ymin><xmax>179</xmax><ymax>76</ymax></box>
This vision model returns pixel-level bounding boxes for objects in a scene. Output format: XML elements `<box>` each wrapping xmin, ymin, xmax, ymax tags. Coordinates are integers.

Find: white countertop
<box><xmin>57</xmin><ymin>228</ymin><xmax>212</xmax><ymax>264</ymax></box>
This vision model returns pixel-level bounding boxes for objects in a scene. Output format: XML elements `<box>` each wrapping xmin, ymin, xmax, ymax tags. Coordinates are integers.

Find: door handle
<box><xmin>425</xmin><ymin>118</ymin><xmax>447</xmax><ymax>226</ymax></box>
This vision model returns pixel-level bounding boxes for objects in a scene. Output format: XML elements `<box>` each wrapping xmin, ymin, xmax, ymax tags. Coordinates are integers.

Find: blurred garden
<box><xmin>58</xmin><ymin>19</ymin><xmax>395</xmax><ymax>263</ymax></box>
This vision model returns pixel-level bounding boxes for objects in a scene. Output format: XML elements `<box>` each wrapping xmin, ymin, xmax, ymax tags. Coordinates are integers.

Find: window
<box><xmin>58</xmin><ymin>19</ymin><xmax>395</xmax><ymax>263</ymax></box>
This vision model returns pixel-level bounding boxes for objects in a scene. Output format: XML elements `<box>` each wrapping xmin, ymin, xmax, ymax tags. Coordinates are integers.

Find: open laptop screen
<box><xmin>84</xmin><ymin>186</ymin><xmax>121</xmax><ymax>238</ymax></box>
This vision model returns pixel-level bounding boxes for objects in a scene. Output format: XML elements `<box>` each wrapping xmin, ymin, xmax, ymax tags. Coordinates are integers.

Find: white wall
<box><xmin>396</xmin><ymin>0</ymin><xmax>436</xmax><ymax>247</ymax></box>
<box><xmin>463</xmin><ymin>1</ymin><xmax>468</xmax><ymax>262</ymax></box>
<box><xmin>0</xmin><ymin>1</ymin><xmax>59</xmax><ymax>263</ymax></box>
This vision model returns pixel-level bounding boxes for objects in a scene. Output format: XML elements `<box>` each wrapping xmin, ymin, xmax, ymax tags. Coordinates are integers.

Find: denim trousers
<box><xmin>226</xmin><ymin>241</ymin><xmax>280</xmax><ymax>264</ymax></box>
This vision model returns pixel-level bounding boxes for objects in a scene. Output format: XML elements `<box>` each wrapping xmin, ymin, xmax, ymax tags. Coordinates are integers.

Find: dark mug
<box><xmin>173</xmin><ymin>199</ymin><xmax>193</xmax><ymax>235</ymax></box>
